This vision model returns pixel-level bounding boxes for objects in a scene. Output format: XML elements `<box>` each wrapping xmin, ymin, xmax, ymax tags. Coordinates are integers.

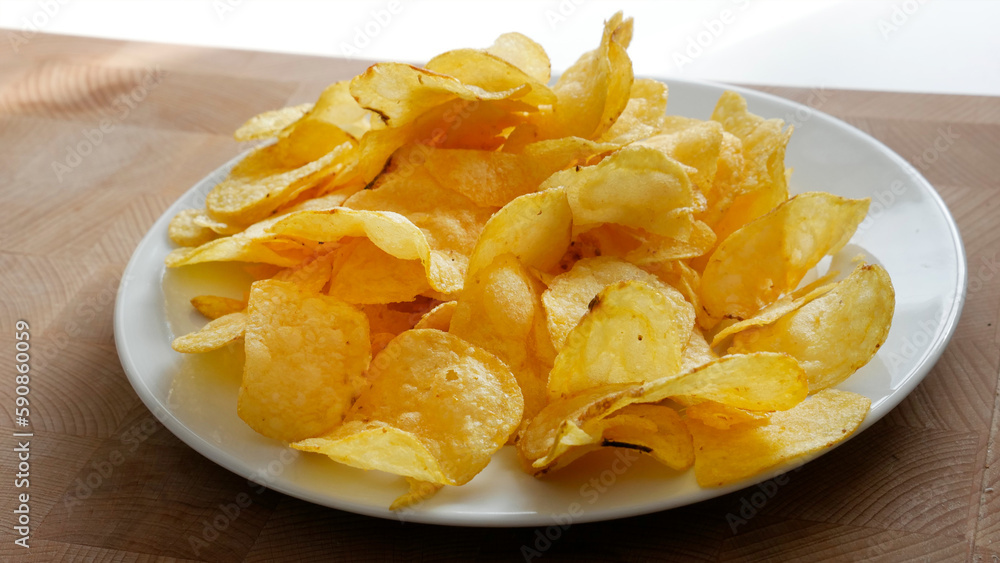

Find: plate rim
<box><xmin>114</xmin><ymin>75</ymin><xmax>968</xmax><ymax>527</ymax></box>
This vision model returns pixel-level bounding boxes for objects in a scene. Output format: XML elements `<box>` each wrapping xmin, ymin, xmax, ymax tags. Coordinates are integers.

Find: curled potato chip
<box><xmin>450</xmin><ymin>253</ymin><xmax>551</xmax><ymax>425</ymax></box>
<box><xmin>465</xmin><ymin>187</ymin><xmax>573</xmax><ymax>280</ymax></box>
<box><xmin>730</xmin><ymin>264</ymin><xmax>895</xmax><ymax>392</ymax></box>
<box><xmin>426</xmin><ymin>48</ymin><xmax>556</xmax><ymax>107</ymax></box>
<box><xmin>700</xmin><ymin>192</ymin><xmax>870</xmax><ymax>322</ymax></box>
<box><xmin>390</xmin><ymin>478</ymin><xmax>444</xmax><ymax>511</ymax></box>
<box><xmin>327</xmin><ymin>238</ymin><xmax>430</xmax><ymax>304</ymax></box>
<box><xmin>291</xmin><ymin>329</ymin><xmax>523</xmax><ymax>485</ymax></box>
<box><xmin>549</xmin><ymin>145</ymin><xmax>699</xmax><ymax>239</ymax></box>
<box><xmin>190</xmin><ymin>295</ymin><xmax>246</xmax><ymax>320</ymax></box>
<box><xmin>635</xmin><ymin>121</ymin><xmax>723</xmax><ymax>198</ymax></box>
<box><xmin>599</xmin><ymin>78</ymin><xmax>669</xmax><ymax>145</ymax></box>
<box><xmin>171</xmin><ymin>311</ymin><xmax>246</xmax><ymax>353</ymax></box>
<box><xmin>598</xmin><ymin>404</ymin><xmax>694</xmax><ymax>470</ymax></box>
<box><xmin>169</xmin><ymin>209</ymin><xmax>219</xmax><ymax>247</ymax></box>
<box><xmin>688</xmin><ymin>389</ymin><xmax>870</xmax><ymax>487</ymax></box>
<box><xmin>205</xmin><ymin>141</ymin><xmax>354</xmax><ymax>227</ymax></box>
<box><xmin>522</xmin><ymin>352</ymin><xmax>807</xmax><ymax>471</ymax></box>
<box><xmin>485</xmin><ymin>32</ymin><xmax>551</xmax><ymax>84</ymax></box>
<box><xmin>234</xmin><ymin>103</ymin><xmax>313</xmax><ymax>142</ymax></box>
<box><xmin>238</xmin><ymin>279</ymin><xmax>370</xmax><ymax>443</ymax></box>
<box><xmin>684</xmin><ymin>401</ymin><xmax>767</xmax><ymax>430</ymax></box>
<box><xmin>541</xmin><ymin>256</ymin><xmax>675</xmax><ymax>350</ymax></box>
<box><xmin>414</xmin><ymin>300</ymin><xmax>457</xmax><ymax>330</ymax></box>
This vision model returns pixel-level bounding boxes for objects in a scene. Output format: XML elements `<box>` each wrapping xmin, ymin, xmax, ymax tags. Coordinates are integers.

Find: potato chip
<box><xmin>171</xmin><ymin>311</ymin><xmax>246</xmax><ymax>353</ymax></box>
<box><xmin>541</xmin><ymin>256</ymin><xmax>676</xmax><ymax>350</ymax></box>
<box><xmin>327</xmin><ymin>238</ymin><xmax>431</xmax><ymax>304</ymax></box>
<box><xmin>234</xmin><ymin>103</ymin><xmax>312</xmax><ymax>142</ymax></box>
<box><xmin>190</xmin><ymin>295</ymin><xmax>246</xmax><ymax>320</ymax></box>
<box><xmin>680</xmin><ymin>327</ymin><xmax>717</xmax><ymax>372</ymax></box>
<box><xmin>730</xmin><ymin>264</ymin><xmax>894</xmax><ymax>391</ymax></box>
<box><xmin>450</xmin><ymin>253</ymin><xmax>551</xmax><ymax>425</ymax></box>
<box><xmin>522</xmin><ymin>352</ymin><xmax>808</xmax><ymax>471</ymax></box>
<box><xmin>238</xmin><ymin>279</ymin><xmax>370</xmax><ymax>442</ymax></box>
<box><xmin>485</xmin><ymin>32</ymin><xmax>551</xmax><ymax>84</ymax></box>
<box><xmin>272</xmin><ymin>249</ymin><xmax>337</xmax><ymax>293</ymax></box>
<box><xmin>465</xmin><ymin>187</ymin><xmax>573</xmax><ymax>279</ymax></box>
<box><xmin>684</xmin><ymin>401</ymin><xmax>767</xmax><ymax>430</ymax></box>
<box><xmin>635</xmin><ymin>121</ymin><xmax>723</xmax><ymax>198</ymax></box>
<box><xmin>169</xmin><ymin>209</ymin><xmax>219</xmax><ymax>247</ymax></box>
<box><xmin>549</xmin><ymin>145</ymin><xmax>699</xmax><ymax>239</ymax></box>
<box><xmin>204</xmin><ymin>140</ymin><xmax>354</xmax><ymax>227</ymax></box>
<box><xmin>414</xmin><ymin>300</ymin><xmax>457</xmax><ymax>331</ymax></box>
<box><xmin>599</xmin><ymin>78</ymin><xmax>669</xmax><ymax>145</ymax></box>
<box><xmin>599</xmin><ymin>404</ymin><xmax>694</xmax><ymax>470</ymax></box>
<box><xmin>390</xmin><ymin>478</ymin><xmax>444</xmax><ymax>511</ymax></box>
<box><xmin>291</xmin><ymin>329</ymin><xmax>522</xmax><ymax>485</ymax></box>
<box><xmin>688</xmin><ymin>389</ymin><xmax>870</xmax><ymax>487</ymax></box>
<box><xmin>426</xmin><ymin>48</ymin><xmax>556</xmax><ymax>107</ymax></box>
<box><xmin>700</xmin><ymin>192</ymin><xmax>870</xmax><ymax>322</ymax></box>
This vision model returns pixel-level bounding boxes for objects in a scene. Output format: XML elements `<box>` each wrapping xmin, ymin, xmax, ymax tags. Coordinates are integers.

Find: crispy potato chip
<box><xmin>414</xmin><ymin>300</ymin><xmax>457</xmax><ymax>330</ymax></box>
<box><xmin>450</xmin><ymin>253</ymin><xmax>551</xmax><ymax>425</ymax></box>
<box><xmin>688</xmin><ymin>389</ymin><xmax>870</xmax><ymax>487</ymax></box>
<box><xmin>234</xmin><ymin>103</ymin><xmax>313</xmax><ymax>142</ymax></box>
<box><xmin>272</xmin><ymin>249</ymin><xmax>337</xmax><ymax>293</ymax></box>
<box><xmin>238</xmin><ymin>279</ymin><xmax>370</xmax><ymax>442</ymax></box>
<box><xmin>291</xmin><ymin>329</ymin><xmax>523</xmax><ymax>485</ymax></box>
<box><xmin>465</xmin><ymin>187</ymin><xmax>573</xmax><ymax>280</ymax></box>
<box><xmin>730</xmin><ymin>264</ymin><xmax>894</xmax><ymax>391</ymax></box>
<box><xmin>541</xmin><ymin>12</ymin><xmax>633</xmax><ymax>140</ymax></box>
<box><xmin>204</xmin><ymin>141</ymin><xmax>354</xmax><ymax>227</ymax></box>
<box><xmin>547</xmin><ymin>280</ymin><xmax>696</xmax><ymax>399</ymax></box>
<box><xmin>549</xmin><ymin>145</ymin><xmax>699</xmax><ymax>239</ymax></box>
<box><xmin>700</xmin><ymin>192</ymin><xmax>870</xmax><ymax>322</ymax></box>
<box><xmin>680</xmin><ymin>327</ymin><xmax>717</xmax><ymax>372</ymax></box>
<box><xmin>599</xmin><ymin>78</ymin><xmax>669</xmax><ymax>145</ymax></box>
<box><xmin>190</xmin><ymin>295</ymin><xmax>246</xmax><ymax>320</ymax></box>
<box><xmin>169</xmin><ymin>209</ymin><xmax>219</xmax><ymax>247</ymax></box>
<box><xmin>270</xmin><ymin>207</ymin><xmax>464</xmax><ymax>294</ymax></box>
<box><xmin>485</xmin><ymin>32</ymin><xmax>551</xmax><ymax>84</ymax></box>
<box><xmin>350</xmin><ymin>62</ymin><xmax>532</xmax><ymax>129</ymax></box>
<box><xmin>426</xmin><ymin>48</ymin><xmax>556</xmax><ymax>107</ymax></box>
<box><xmin>390</xmin><ymin>478</ymin><xmax>444</xmax><ymax>511</ymax></box>
<box><xmin>327</xmin><ymin>238</ymin><xmax>430</xmax><ymax>304</ymax></box>
<box><xmin>171</xmin><ymin>311</ymin><xmax>246</xmax><ymax>353</ymax></box>
<box><xmin>599</xmin><ymin>404</ymin><xmax>694</xmax><ymax>470</ymax></box>
<box><xmin>542</xmin><ymin>256</ymin><xmax>675</xmax><ymax>350</ymax></box>
<box><xmin>522</xmin><ymin>352</ymin><xmax>807</xmax><ymax>471</ymax></box>
<box><xmin>684</xmin><ymin>401</ymin><xmax>767</xmax><ymax>430</ymax></box>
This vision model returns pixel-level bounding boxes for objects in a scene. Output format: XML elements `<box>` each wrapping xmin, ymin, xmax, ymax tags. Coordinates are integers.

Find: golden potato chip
<box><xmin>684</xmin><ymin>401</ymin><xmax>767</xmax><ymax>430</ymax></box>
<box><xmin>465</xmin><ymin>187</ymin><xmax>573</xmax><ymax>279</ymax></box>
<box><xmin>171</xmin><ymin>311</ymin><xmax>246</xmax><ymax>353</ymax></box>
<box><xmin>549</xmin><ymin>145</ymin><xmax>699</xmax><ymax>239</ymax></box>
<box><xmin>291</xmin><ymin>329</ymin><xmax>523</xmax><ymax>485</ymax></box>
<box><xmin>390</xmin><ymin>478</ymin><xmax>444</xmax><ymax>511</ymax></box>
<box><xmin>547</xmin><ymin>280</ymin><xmax>697</xmax><ymax>399</ymax></box>
<box><xmin>270</xmin><ymin>207</ymin><xmax>465</xmax><ymax>294</ymax></box>
<box><xmin>450</xmin><ymin>253</ymin><xmax>551</xmax><ymax>425</ymax></box>
<box><xmin>234</xmin><ymin>103</ymin><xmax>312</xmax><ymax>142</ymax></box>
<box><xmin>700</xmin><ymin>192</ymin><xmax>870</xmax><ymax>322</ymax></box>
<box><xmin>635</xmin><ymin>121</ymin><xmax>723</xmax><ymax>198</ymax></box>
<box><xmin>541</xmin><ymin>12</ymin><xmax>633</xmax><ymax>140</ymax></box>
<box><xmin>485</xmin><ymin>32</ymin><xmax>551</xmax><ymax>84</ymax></box>
<box><xmin>426</xmin><ymin>48</ymin><xmax>556</xmax><ymax>107</ymax></box>
<box><xmin>168</xmin><ymin>209</ymin><xmax>219</xmax><ymax>247</ymax></box>
<box><xmin>238</xmin><ymin>279</ymin><xmax>370</xmax><ymax>442</ymax></box>
<box><xmin>190</xmin><ymin>295</ymin><xmax>246</xmax><ymax>320</ymax></box>
<box><xmin>414</xmin><ymin>300</ymin><xmax>457</xmax><ymax>330</ymax></box>
<box><xmin>350</xmin><ymin>62</ymin><xmax>532</xmax><ymax>129</ymax></box>
<box><xmin>327</xmin><ymin>238</ymin><xmax>430</xmax><ymax>304</ymax></box>
<box><xmin>599</xmin><ymin>404</ymin><xmax>694</xmax><ymax>470</ymax></box>
<box><xmin>730</xmin><ymin>264</ymin><xmax>895</xmax><ymax>392</ymax></box>
<box><xmin>599</xmin><ymin>78</ymin><xmax>669</xmax><ymax>145</ymax></box>
<box><xmin>695</xmin><ymin>131</ymin><xmax>744</xmax><ymax>229</ymax></box>
<box><xmin>522</xmin><ymin>352</ymin><xmax>808</xmax><ymax>471</ymax></box>
<box><xmin>688</xmin><ymin>389</ymin><xmax>870</xmax><ymax>487</ymax></box>
<box><xmin>205</xmin><ymin>141</ymin><xmax>354</xmax><ymax>227</ymax></box>
<box><xmin>680</xmin><ymin>327</ymin><xmax>717</xmax><ymax>372</ymax></box>
<box><xmin>541</xmin><ymin>256</ymin><xmax>673</xmax><ymax>350</ymax></box>
<box><xmin>272</xmin><ymin>249</ymin><xmax>337</xmax><ymax>293</ymax></box>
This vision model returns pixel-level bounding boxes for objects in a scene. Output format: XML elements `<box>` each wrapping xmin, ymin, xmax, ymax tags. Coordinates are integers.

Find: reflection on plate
<box><xmin>115</xmin><ymin>77</ymin><xmax>966</xmax><ymax>527</ymax></box>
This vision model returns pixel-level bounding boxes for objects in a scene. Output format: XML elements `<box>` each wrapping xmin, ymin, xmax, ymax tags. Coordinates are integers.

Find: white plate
<box><xmin>115</xmin><ymin>77</ymin><xmax>967</xmax><ymax>527</ymax></box>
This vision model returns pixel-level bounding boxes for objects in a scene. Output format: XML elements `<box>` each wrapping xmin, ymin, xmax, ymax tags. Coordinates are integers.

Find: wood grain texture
<box><xmin>0</xmin><ymin>32</ymin><xmax>997</xmax><ymax>562</ymax></box>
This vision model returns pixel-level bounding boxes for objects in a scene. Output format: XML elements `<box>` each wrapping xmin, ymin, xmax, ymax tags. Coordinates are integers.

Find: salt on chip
<box><xmin>687</xmin><ymin>389</ymin><xmax>870</xmax><ymax>487</ymax></box>
<box><xmin>291</xmin><ymin>329</ymin><xmax>523</xmax><ymax>486</ymax></box>
<box><xmin>729</xmin><ymin>264</ymin><xmax>894</xmax><ymax>392</ymax></box>
<box><xmin>238</xmin><ymin>279</ymin><xmax>370</xmax><ymax>443</ymax></box>
<box><xmin>700</xmin><ymin>192</ymin><xmax>870</xmax><ymax>322</ymax></box>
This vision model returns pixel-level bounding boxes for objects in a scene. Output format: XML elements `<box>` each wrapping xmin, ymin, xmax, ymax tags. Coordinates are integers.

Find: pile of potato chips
<box><xmin>167</xmin><ymin>13</ymin><xmax>894</xmax><ymax>508</ymax></box>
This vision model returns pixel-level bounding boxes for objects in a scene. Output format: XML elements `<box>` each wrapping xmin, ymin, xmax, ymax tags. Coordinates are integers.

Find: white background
<box><xmin>2</xmin><ymin>0</ymin><xmax>998</xmax><ymax>95</ymax></box>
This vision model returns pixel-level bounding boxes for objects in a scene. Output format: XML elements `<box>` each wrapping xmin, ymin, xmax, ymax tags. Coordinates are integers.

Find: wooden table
<box><xmin>1</xmin><ymin>32</ymin><xmax>998</xmax><ymax>562</ymax></box>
